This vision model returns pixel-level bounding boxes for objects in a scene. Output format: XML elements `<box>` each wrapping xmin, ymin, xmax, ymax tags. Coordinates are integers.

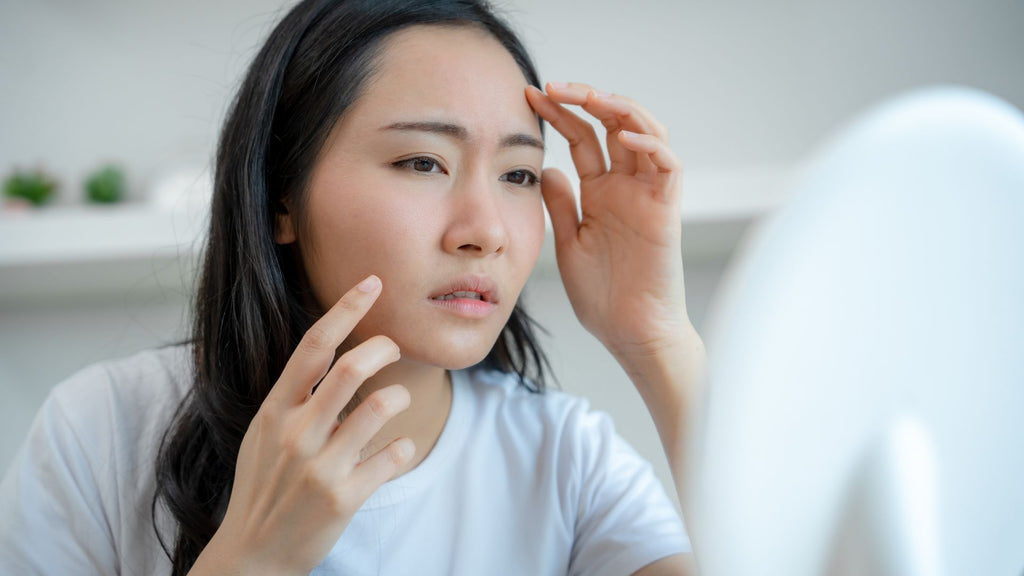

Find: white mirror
<box><xmin>692</xmin><ymin>86</ymin><xmax>1024</xmax><ymax>576</ymax></box>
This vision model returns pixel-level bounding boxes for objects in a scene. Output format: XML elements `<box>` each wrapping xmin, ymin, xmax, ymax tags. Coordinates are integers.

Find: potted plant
<box><xmin>84</xmin><ymin>164</ymin><xmax>127</xmax><ymax>204</ymax></box>
<box><xmin>3</xmin><ymin>168</ymin><xmax>59</xmax><ymax>207</ymax></box>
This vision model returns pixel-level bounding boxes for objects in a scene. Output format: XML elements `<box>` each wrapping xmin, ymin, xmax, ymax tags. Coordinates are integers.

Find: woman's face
<box><xmin>278</xmin><ymin>25</ymin><xmax>546</xmax><ymax>370</ymax></box>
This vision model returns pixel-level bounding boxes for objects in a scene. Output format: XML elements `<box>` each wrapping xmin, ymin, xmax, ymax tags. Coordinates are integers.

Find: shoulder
<box><xmin>46</xmin><ymin>345</ymin><xmax>192</xmax><ymax>536</ymax></box>
<box><xmin>458</xmin><ymin>368</ymin><xmax>689</xmax><ymax>574</ymax></box>
<box><xmin>37</xmin><ymin>343</ymin><xmax>194</xmax><ymax>489</ymax></box>
<box><xmin>46</xmin><ymin>343</ymin><xmax>192</xmax><ymax>441</ymax></box>
<box><xmin>53</xmin><ymin>343</ymin><xmax>192</xmax><ymax>403</ymax></box>
<box><xmin>0</xmin><ymin>344</ymin><xmax>192</xmax><ymax>573</ymax></box>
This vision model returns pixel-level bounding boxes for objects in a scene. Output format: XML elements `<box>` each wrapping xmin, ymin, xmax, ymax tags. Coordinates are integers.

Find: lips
<box><xmin>428</xmin><ymin>274</ymin><xmax>499</xmax><ymax>304</ymax></box>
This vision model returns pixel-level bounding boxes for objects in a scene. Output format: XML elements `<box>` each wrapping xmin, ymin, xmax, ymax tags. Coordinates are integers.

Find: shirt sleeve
<box><xmin>564</xmin><ymin>400</ymin><xmax>690</xmax><ymax>576</ymax></box>
<box><xmin>0</xmin><ymin>365</ymin><xmax>119</xmax><ymax>575</ymax></box>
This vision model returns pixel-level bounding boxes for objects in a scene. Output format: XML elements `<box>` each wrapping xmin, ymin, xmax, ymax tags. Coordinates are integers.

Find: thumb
<box><xmin>540</xmin><ymin>167</ymin><xmax>579</xmax><ymax>255</ymax></box>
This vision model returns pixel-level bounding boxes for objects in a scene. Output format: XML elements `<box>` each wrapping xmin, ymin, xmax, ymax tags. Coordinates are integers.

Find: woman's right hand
<box><xmin>189</xmin><ymin>275</ymin><xmax>414</xmax><ymax>576</ymax></box>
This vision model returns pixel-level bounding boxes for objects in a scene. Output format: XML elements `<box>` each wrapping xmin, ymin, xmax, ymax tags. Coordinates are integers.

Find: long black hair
<box><xmin>152</xmin><ymin>1</ymin><xmax>551</xmax><ymax>573</ymax></box>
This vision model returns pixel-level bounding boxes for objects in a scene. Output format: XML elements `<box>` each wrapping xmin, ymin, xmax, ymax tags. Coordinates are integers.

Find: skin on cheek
<box><xmin>303</xmin><ymin>193</ymin><xmax>413</xmax><ymax>304</ymax></box>
<box><xmin>299</xmin><ymin>196</ymin><xmax>543</xmax><ymax>368</ymax></box>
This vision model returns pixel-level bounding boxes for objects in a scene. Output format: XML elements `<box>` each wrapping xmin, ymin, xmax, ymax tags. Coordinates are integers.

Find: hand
<box><xmin>192</xmin><ymin>275</ymin><xmax>414</xmax><ymax>576</ymax></box>
<box><xmin>525</xmin><ymin>82</ymin><xmax>693</xmax><ymax>364</ymax></box>
<box><xmin>528</xmin><ymin>85</ymin><xmax>706</xmax><ymax>531</ymax></box>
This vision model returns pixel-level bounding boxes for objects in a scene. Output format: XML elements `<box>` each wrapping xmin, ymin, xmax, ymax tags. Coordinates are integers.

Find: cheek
<box><xmin>297</xmin><ymin>177</ymin><xmax>545</xmax><ymax>367</ymax></box>
<box><xmin>302</xmin><ymin>188</ymin><xmax>434</xmax><ymax>310</ymax></box>
<box><xmin>512</xmin><ymin>194</ymin><xmax>546</xmax><ymax>273</ymax></box>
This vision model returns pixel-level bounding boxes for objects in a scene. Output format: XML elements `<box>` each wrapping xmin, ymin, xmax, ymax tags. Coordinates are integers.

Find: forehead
<box><xmin>339</xmin><ymin>24</ymin><xmax>539</xmax><ymax>139</ymax></box>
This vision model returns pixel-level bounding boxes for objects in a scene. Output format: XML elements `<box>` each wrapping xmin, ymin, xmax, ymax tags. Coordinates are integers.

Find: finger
<box><xmin>540</xmin><ymin>167</ymin><xmax>580</xmax><ymax>255</ymax></box>
<box><xmin>347</xmin><ymin>437</ymin><xmax>416</xmax><ymax>501</ymax></box>
<box><xmin>306</xmin><ymin>334</ymin><xmax>401</xmax><ymax>432</ymax></box>
<box><xmin>270</xmin><ymin>275</ymin><xmax>383</xmax><ymax>406</ymax></box>
<box><xmin>585</xmin><ymin>92</ymin><xmax>668</xmax><ymax>141</ymax></box>
<box><xmin>326</xmin><ymin>384</ymin><xmax>411</xmax><ymax>466</ymax></box>
<box><xmin>549</xmin><ymin>83</ymin><xmax>671</xmax><ymax>174</ymax></box>
<box><xmin>526</xmin><ymin>85</ymin><xmax>606</xmax><ymax>181</ymax></box>
<box><xmin>586</xmin><ymin>92</ymin><xmax>645</xmax><ymax>174</ymax></box>
<box><xmin>547</xmin><ymin>83</ymin><xmax>668</xmax><ymax>141</ymax></box>
<box><xmin>618</xmin><ymin>130</ymin><xmax>684</xmax><ymax>203</ymax></box>
<box><xmin>547</xmin><ymin>83</ymin><xmax>653</xmax><ymax>174</ymax></box>
<box><xmin>586</xmin><ymin>91</ymin><xmax>670</xmax><ymax>174</ymax></box>
<box><xmin>541</xmin><ymin>81</ymin><xmax>594</xmax><ymax>105</ymax></box>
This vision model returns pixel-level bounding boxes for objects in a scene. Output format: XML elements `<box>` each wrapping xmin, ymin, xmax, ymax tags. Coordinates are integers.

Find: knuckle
<box><xmin>278</xmin><ymin>429</ymin><xmax>310</xmax><ymax>459</ymax></box>
<box><xmin>568</xmin><ymin>123</ymin><xmax>598</xmax><ymax>146</ymax></box>
<box><xmin>322</xmin><ymin>490</ymin><xmax>350</xmax><ymax>516</ymax></box>
<box><xmin>301</xmin><ymin>325</ymin><xmax>334</xmax><ymax>353</ymax></box>
<box><xmin>301</xmin><ymin>464</ymin><xmax>349</xmax><ymax>511</ymax></box>
<box><xmin>364</xmin><ymin>391</ymin><xmax>394</xmax><ymax>421</ymax></box>
<box><xmin>335</xmin><ymin>293</ymin><xmax>361</xmax><ymax>313</ymax></box>
<box><xmin>300</xmin><ymin>464</ymin><xmax>329</xmax><ymax>492</ymax></box>
<box><xmin>334</xmin><ymin>356</ymin><xmax>370</xmax><ymax>383</ymax></box>
<box><xmin>385</xmin><ymin>442</ymin><xmax>407</xmax><ymax>467</ymax></box>
<box><xmin>253</xmin><ymin>406</ymin><xmax>278</xmax><ymax>431</ymax></box>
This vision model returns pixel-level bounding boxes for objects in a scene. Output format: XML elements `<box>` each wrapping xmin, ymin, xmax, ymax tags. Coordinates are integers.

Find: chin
<box><xmin>395</xmin><ymin>330</ymin><xmax>501</xmax><ymax>371</ymax></box>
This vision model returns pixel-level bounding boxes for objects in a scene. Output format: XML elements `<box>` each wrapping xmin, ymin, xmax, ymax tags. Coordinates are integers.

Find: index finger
<box><xmin>268</xmin><ymin>275</ymin><xmax>383</xmax><ymax>406</ymax></box>
<box><xmin>526</xmin><ymin>85</ymin><xmax>607</xmax><ymax>181</ymax></box>
<box><xmin>544</xmin><ymin>82</ymin><xmax>669</xmax><ymax>141</ymax></box>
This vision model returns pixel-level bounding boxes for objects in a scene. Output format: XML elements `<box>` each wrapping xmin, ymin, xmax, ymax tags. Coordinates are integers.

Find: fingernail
<box><xmin>592</xmin><ymin>90</ymin><xmax>612</xmax><ymax>99</ymax></box>
<box><xmin>357</xmin><ymin>275</ymin><xmax>380</xmax><ymax>293</ymax></box>
<box><xmin>620</xmin><ymin>130</ymin><xmax>639</xmax><ymax>139</ymax></box>
<box><xmin>548</xmin><ymin>81</ymin><xmax>568</xmax><ymax>90</ymax></box>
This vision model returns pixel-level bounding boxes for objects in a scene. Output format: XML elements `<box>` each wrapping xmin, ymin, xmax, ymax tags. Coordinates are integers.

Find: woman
<box><xmin>0</xmin><ymin>1</ymin><xmax>705</xmax><ymax>574</ymax></box>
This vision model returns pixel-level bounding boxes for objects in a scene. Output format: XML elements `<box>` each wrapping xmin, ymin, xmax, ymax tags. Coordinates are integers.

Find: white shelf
<box><xmin>0</xmin><ymin>167</ymin><xmax>795</xmax><ymax>303</ymax></box>
<box><xmin>0</xmin><ymin>203</ymin><xmax>208</xmax><ymax>304</ymax></box>
<box><xmin>0</xmin><ymin>203</ymin><xmax>207</xmax><ymax>266</ymax></box>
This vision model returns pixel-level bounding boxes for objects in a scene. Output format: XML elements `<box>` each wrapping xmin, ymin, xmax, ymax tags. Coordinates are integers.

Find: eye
<box><xmin>393</xmin><ymin>156</ymin><xmax>446</xmax><ymax>174</ymax></box>
<box><xmin>501</xmin><ymin>169</ymin><xmax>540</xmax><ymax>187</ymax></box>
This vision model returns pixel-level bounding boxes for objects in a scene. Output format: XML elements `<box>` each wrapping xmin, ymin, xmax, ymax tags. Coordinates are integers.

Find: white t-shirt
<box><xmin>0</xmin><ymin>345</ymin><xmax>689</xmax><ymax>575</ymax></box>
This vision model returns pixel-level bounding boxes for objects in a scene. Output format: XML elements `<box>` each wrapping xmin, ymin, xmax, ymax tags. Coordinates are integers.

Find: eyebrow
<box><xmin>382</xmin><ymin>121</ymin><xmax>545</xmax><ymax>151</ymax></box>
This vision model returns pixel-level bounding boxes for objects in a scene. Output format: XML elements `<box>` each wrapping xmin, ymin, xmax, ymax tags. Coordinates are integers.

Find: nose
<box><xmin>441</xmin><ymin>171</ymin><xmax>508</xmax><ymax>257</ymax></box>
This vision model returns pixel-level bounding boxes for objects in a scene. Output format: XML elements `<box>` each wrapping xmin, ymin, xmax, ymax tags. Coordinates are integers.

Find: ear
<box><xmin>275</xmin><ymin>208</ymin><xmax>296</xmax><ymax>244</ymax></box>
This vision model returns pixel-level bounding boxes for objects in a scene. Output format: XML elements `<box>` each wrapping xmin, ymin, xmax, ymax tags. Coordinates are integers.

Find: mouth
<box><xmin>428</xmin><ymin>274</ymin><xmax>499</xmax><ymax>305</ymax></box>
<box><xmin>428</xmin><ymin>274</ymin><xmax>500</xmax><ymax>319</ymax></box>
<box><xmin>434</xmin><ymin>290</ymin><xmax>486</xmax><ymax>301</ymax></box>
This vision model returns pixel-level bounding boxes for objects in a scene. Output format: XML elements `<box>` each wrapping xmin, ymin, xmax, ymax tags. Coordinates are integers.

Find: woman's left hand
<box><xmin>525</xmin><ymin>82</ymin><xmax>695</xmax><ymax>368</ymax></box>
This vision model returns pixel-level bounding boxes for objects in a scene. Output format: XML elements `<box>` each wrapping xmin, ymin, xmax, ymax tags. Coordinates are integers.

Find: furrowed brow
<box><xmin>500</xmin><ymin>133</ymin><xmax>545</xmax><ymax>151</ymax></box>
<box><xmin>382</xmin><ymin>121</ymin><xmax>544</xmax><ymax>151</ymax></box>
<box><xmin>383</xmin><ymin>121</ymin><xmax>468</xmax><ymax>140</ymax></box>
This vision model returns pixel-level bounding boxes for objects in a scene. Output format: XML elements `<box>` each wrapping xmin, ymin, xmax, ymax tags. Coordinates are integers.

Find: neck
<box><xmin>344</xmin><ymin>358</ymin><xmax>453</xmax><ymax>476</ymax></box>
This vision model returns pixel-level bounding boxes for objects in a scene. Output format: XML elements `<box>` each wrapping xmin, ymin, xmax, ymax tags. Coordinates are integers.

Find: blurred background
<box><xmin>1</xmin><ymin>0</ymin><xmax>1022</xmax><ymax>510</ymax></box>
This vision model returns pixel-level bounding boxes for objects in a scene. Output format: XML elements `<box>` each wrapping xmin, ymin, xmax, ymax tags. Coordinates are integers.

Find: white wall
<box><xmin>2</xmin><ymin>0</ymin><xmax>1021</xmax><ymax>194</ymax></box>
<box><xmin>1</xmin><ymin>0</ymin><xmax>1022</xmax><ymax>508</ymax></box>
